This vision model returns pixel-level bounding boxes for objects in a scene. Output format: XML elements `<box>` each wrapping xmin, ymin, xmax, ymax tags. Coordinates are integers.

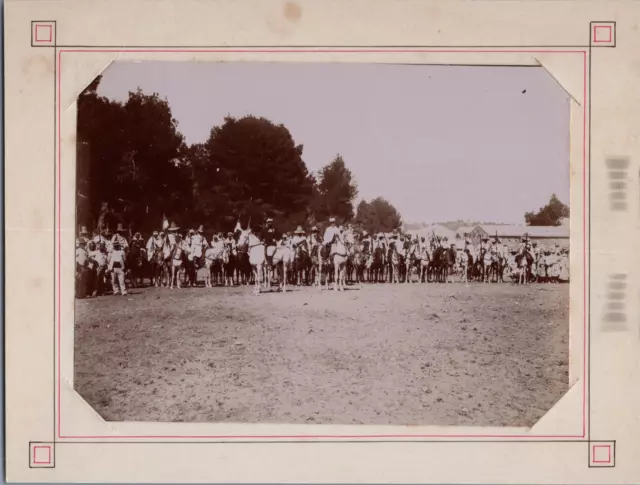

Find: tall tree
<box><xmin>200</xmin><ymin>115</ymin><xmax>315</xmax><ymax>232</ymax></box>
<box><xmin>314</xmin><ymin>155</ymin><xmax>358</xmax><ymax>223</ymax></box>
<box><xmin>524</xmin><ymin>193</ymin><xmax>570</xmax><ymax>226</ymax></box>
<box><xmin>355</xmin><ymin>197</ymin><xmax>403</xmax><ymax>233</ymax></box>
<box><xmin>76</xmin><ymin>79</ymin><xmax>189</xmax><ymax>234</ymax></box>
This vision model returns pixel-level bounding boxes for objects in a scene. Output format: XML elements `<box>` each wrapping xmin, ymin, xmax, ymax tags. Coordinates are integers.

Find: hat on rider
<box><xmin>116</xmin><ymin>223</ymin><xmax>126</xmax><ymax>233</ymax></box>
<box><xmin>153</xmin><ymin>231</ymin><xmax>158</xmax><ymax>236</ymax></box>
<box><xmin>482</xmin><ymin>236</ymin><xmax>489</xmax><ymax>242</ymax></box>
<box><xmin>167</xmin><ymin>222</ymin><xmax>180</xmax><ymax>231</ymax></box>
<box><xmin>197</xmin><ymin>225</ymin><xmax>204</xmax><ymax>233</ymax></box>
<box><xmin>104</xmin><ymin>227</ymin><xmax>113</xmax><ymax>237</ymax></box>
<box><xmin>362</xmin><ymin>230</ymin><xmax>368</xmax><ymax>237</ymax></box>
<box><xmin>227</xmin><ymin>232</ymin><xmax>233</xmax><ymax>237</ymax></box>
<box><xmin>294</xmin><ymin>226</ymin><xmax>305</xmax><ymax>235</ymax></box>
<box><xmin>266</xmin><ymin>218</ymin><xmax>274</xmax><ymax>224</ymax></box>
<box><xmin>311</xmin><ymin>226</ymin><xmax>318</xmax><ymax>232</ymax></box>
<box><xmin>80</xmin><ymin>226</ymin><xmax>90</xmax><ymax>236</ymax></box>
<box><xmin>329</xmin><ymin>216</ymin><xmax>336</xmax><ymax>223</ymax></box>
<box><xmin>532</xmin><ymin>241</ymin><xmax>538</xmax><ymax>246</ymax></box>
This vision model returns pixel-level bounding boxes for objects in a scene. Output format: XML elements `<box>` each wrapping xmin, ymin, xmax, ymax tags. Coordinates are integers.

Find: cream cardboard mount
<box><xmin>4</xmin><ymin>0</ymin><xmax>640</xmax><ymax>483</ymax></box>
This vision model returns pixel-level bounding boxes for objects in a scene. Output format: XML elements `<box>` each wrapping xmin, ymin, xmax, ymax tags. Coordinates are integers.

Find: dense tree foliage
<box><xmin>355</xmin><ymin>197</ymin><xmax>403</xmax><ymax>233</ymax></box>
<box><xmin>76</xmin><ymin>77</ymin><xmax>190</xmax><ymax>235</ymax></box>
<box><xmin>76</xmin><ymin>80</ymin><xmax>365</xmax><ymax>235</ymax></box>
<box><xmin>312</xmin><ymin>155</ymin><xmax>358</xmax><ymax>224</ymax></box>
<box><xmin>199</xmin><ymin>115</ymin><xmax>316</xmax><ymax>233</ymax></box>
<box><xmin>524</xmin><ymin>194</ymin><xmax>570</xmax><ymax>226</ymax></box>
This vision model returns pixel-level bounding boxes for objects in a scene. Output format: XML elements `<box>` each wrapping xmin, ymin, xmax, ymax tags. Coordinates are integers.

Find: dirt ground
<box><xmin>74</xmin><ymin>281</ymin><xmax>569</xmax><ymax>427</ymax></box>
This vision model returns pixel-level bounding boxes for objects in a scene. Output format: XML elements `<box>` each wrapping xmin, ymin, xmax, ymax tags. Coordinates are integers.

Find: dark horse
<box><xmin>126</xmin><ymin>241</ymin><xmax>146</xmax><ymax>288</ymax></box>
<box><xmin>439</xmin><ymin>247</ymin><xmax>456</xmax><ymax>283</ymax></box>
<box><xmin>488</xmin><ymin>252</ymin><xmax>507</xmax><ymax>283</ymax></box>
<box><xmin>348</xmin><ymin>242</ymin><xmax>367</xmax><ymax>285</ymax></box>
<box><xmin>293</xmin><ymin>240</ymin><xmax>312</xmax><ymax>286</ymax></box>
<box><xmin>367</xmin><ymin>246</ymin><xmax>386</xmax><ymax>283</ymax></box>
<box><xmin>151</xmin><ymin>246</ymin><xmax>169</xmax><ymax>287</ymax></box>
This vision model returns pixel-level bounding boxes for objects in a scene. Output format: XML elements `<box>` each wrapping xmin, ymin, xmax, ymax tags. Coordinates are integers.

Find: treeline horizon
<box><xmin>76</xmin><ymin>77</ymin><xmax>404</xmax><ymax>237</ymax></box>
<box><xmin>77</xmin><ymin>77</ymin><xmax>569</xmax><ymax>238</ymax></box>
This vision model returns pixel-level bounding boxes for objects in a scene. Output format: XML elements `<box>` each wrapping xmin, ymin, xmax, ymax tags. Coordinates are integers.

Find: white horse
<box><xmin>203</xmin><ymin>243</ymin><xmax>229</xmax><ymax>288</ymax></box>
<box><xmin>330</xmin><ymin>232</ymin><xmax>348</xmax><ymax>291</ymax></box>
<box><xmin>266</xmin><ymin>239</ymin><xmax>294</xmax><ymax>292</ymax></box>
<box><xmin>237</xmin><ymin>229</ymin><xmax>267</xmax><ymax>295</ymax></box>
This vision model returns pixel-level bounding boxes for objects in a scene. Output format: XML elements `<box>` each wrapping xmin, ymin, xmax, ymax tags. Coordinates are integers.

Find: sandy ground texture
<box><xmin>74</xmin><ymin>281</ymin><xmax>569</xmax><ymax>427</ymax></box>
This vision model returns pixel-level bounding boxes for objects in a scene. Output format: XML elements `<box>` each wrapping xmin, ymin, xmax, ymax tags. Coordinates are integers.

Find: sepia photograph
<box><xmin>74</xmin><ymin>61</ymin><xmax>571</xmax><ymax>427</ymax></box>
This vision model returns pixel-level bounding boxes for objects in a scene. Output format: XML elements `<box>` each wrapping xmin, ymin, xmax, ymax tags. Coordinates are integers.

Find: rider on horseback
<box><xmin>190</xmin><ymin>225</ymin><xmax>209</xmax><ymax>265</ymax></box>
<box><xmin>291</xmin><ymin>226</ymin><xmax>306</xmax><ymax>249</ymax></box>
<box><xmin>307</xmin><ymin>226</ymin><xmax>320</xmax><ymax>247</ymax></box>
<box><xmin>146</xmin><ymin>231</ymin><xmax>158</xmax><ymax>259</ymax></box>
<box><xmin>361</xmin><ymin>231</ymin><xmax>371</xmax><ymax>254</ymax></box>
<box><xmin>480</xmin><ymin>236</ymin><xmax>492</xmax><ymax>254</ymax></box>
<box><xmin>492</xmin><ymin>236</ymin><xmax>505</xmax><ymax>259</ymax></box>
<box><xmin>323</xmin><ymin>217</ymin><xmax>340</xmax><ymax>254</ymax></box>
<box><xmin>263</xmin><ymin>218</ymin><xmax>278</xmax><ymax>266</ymax></box>
<box><xmin>464</xmin><ymin>238</ymin><xmax>476</xmax><ymax>261</ymax></box>
<box><xmin>225</xmin><ymin>231</ymin><xmax>236</xmax><ymax>251</ymax></box>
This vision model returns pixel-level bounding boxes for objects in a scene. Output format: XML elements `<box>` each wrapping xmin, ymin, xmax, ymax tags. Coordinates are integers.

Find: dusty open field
<box><xmin>75</xmin><ymin>281</ymin><xmax>569</xmax><ymax>427</ymax></box>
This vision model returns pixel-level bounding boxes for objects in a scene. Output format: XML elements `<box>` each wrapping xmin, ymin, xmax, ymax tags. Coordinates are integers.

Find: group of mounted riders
<box><xmin>75</xmin><ymin>216</ymin><xmax>569</xmax><ymax>298</ymax></box>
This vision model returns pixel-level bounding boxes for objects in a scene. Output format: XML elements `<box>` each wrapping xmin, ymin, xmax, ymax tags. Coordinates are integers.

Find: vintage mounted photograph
<box><xmin>74</xmin><ymin>61</ymin><xmax>571</xmax><ymax>426</ymax></box>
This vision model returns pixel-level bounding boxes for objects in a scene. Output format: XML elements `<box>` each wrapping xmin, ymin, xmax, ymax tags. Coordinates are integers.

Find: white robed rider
<box><xmin>323</xmin><ymin>217</ymin><xmax>343</xmax><ymax>253</ymax></box>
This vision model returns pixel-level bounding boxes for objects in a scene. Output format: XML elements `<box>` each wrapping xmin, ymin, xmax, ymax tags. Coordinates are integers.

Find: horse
<box><xmin>388</xmin><ymin>240</ymin><xmax>404</xmax><ymax>284</ymax></box>
<box><xmin>236</xmin><ymin>229</ymin><xmax>267</xmax><ymax>295</ymax></box>
<box><xmin>234</xmin><ymin>245</ymin><xmax>252</xmax><ymax>286</ymax></box>
<box><xmin>126</xmin><ymin>241</ymin><xmax>146</xmax><ymax>288</ymax></box>
<box><xmin>223</xmin><ymin>244</ymin><xmax>237</xmax><ymax>286</ymax></box>
<box><xmin>488</xmin><ymin>251</ymin><xmax>506</xmax><ymax>283</ymax></box>
<box><xmin>429</xmin><ymin>245</ymin><xmax>443</xmax><ymax>282</ymax></box>
<box><xmin>315</xmin><ymin>243</ymin><xmax>333</xmax><ymax>290</ymax></box>
<box><xmin>404</xmin><ymin>240</ymin><xmax>420</xmax><ymax>284</ymax></box>
<box><xmin>366</xmin><ymin>245</ymin><xmax>386</xmax><ymax>283</ymax></box>
<box><xmin>185</xmin><ymin>242</ymin><xmax>207</xmax><ymax>287</ymax></box>
<box><xmin>169</xmin><ymin>242</ymin><xmax>187</xmax><ymax>289</ymax></box>
<box><xmin>418</xmin><ymin>244</ymin><xmax>431</xmax><ymax>283</ymax></box>
<box><xmin>205</xmin><ymin>242</ymin><xmax>229</xmax><ymax>287</ymax></box>
<box><xmin>292</xmin><ymin>239</ymin><xmax>312</xmax><ymax>286</ymax></box>
<box><xmin>348</xmin><ymin>242</ymin><xmax>367</xmax><ymax>287</ymax></box>
<box><xmin>440</xmin><ymin>247</ymin><xmax>457</xmax><ymax>283</ymax></box>
<box><xmin>328</xmin><ymin>233</ymin><xmax>348</xmax><ymax>291</ymax></box>
<box><xmin>151</xmin><ymin>245</ymin><xmax>170</xmax><ymax>288</ymax></box>
<box><xmin>264</xmin><ymin>239</ymin><xmax>294</xmax><ymax>292</ymax></box>
<box><xmin>515</xmin><ymin>247</ymin><xmax>534</xmax><ymax>284</ymax></box>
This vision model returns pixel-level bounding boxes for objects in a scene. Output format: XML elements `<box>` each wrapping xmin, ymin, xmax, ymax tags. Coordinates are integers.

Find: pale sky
<box><xmin>97</xmin><ymin>61</ymin><xmax>570</xmax><ymax>224</ymax></box>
